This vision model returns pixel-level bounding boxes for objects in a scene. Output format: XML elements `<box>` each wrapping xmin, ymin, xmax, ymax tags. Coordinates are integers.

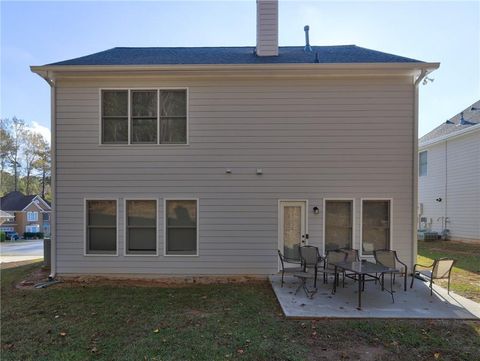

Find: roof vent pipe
<box><xmin>304</xmin><ymin>25</ymin><xmax>312</xmax><ymax>52</ymax></box>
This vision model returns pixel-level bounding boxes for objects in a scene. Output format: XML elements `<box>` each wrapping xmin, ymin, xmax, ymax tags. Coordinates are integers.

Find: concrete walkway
<box><xmin>0</xmin><ymin>240</ymin><xmax>44</xmax><ymax>263</ymax></box>
<box><xmin>270</xmin><ymin>274</ymin><xmax>480</xmax><ymax>319</ymax></box>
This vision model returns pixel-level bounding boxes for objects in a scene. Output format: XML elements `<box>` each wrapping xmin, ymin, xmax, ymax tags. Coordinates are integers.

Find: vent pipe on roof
<box><xmin>304</xmin><ymin>25</ymin><xmax>312</xmax><ymax>52</ymax></box>
<box><xmin>256</xmin><ymin>0</ymin><xmax>278</xmax><ymax>56</ymax></box>
<box><xmin>459</xmin><ymin>111</ymin><xmax>478</xmax><ymax>126</ymax></box>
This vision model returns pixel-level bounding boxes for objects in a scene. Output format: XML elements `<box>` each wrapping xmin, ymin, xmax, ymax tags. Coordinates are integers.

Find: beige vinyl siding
<box><xmin>54</xmin><ymin>76</ymin><xmax>415</xmax><ymax>275</ymax></box>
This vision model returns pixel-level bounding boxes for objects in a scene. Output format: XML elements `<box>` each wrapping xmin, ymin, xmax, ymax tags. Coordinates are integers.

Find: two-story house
<box><xmin>0</xmin><ymin>191</ymin><xmax>51</xmax><ymax>237</ymax></box>
<box><xmin>31</xmin><ymin>0</ymin><xmax>438</xmax><ymax>278</ymax></box>
<box><xmin>418</xmin><ymin>100</ymin><xmax>480</xmax><ymax>241</ymax></box>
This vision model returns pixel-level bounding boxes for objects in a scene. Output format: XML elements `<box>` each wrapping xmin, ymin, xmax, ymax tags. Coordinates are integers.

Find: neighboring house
<box><xmin>31</xmin><ymin>0</ymin><xmax>438</xmax><ymax>277</ymax></box>
<box><xmin>0</xmin><ymin>191</ymin><xmax>52</xmax><ymax>237</ymax></box>
<box><xmin>418</xmin><ymin>100</ymin><xmax>480</xmax><ymax>241</ymax></box>
<box><xmin>0</xmin><ymin>210</ymin><xmax>15</xmax><ymax>226</ymax></box>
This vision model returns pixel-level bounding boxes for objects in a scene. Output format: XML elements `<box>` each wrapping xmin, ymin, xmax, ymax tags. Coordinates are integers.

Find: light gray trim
<box><xmin>163</xmin><ymin>198</ymin><xmax>199</xmax><ymax>257</ymax></box>
<box><xmin>99</xmin><ymin>87</ymin><xmax>189</xmax><ymax>146</ymax></box>
<box><xmin>359</xmin><ymin>198</ymin><xmax>393</xmax><ymax>257</ymax></box>
<box><xmin>84</xmin><ymin>198</ymin><xmax>119</xmax><ymax>256</ymax></box>
<box><xmin>123</xmin><ymin>198</ymin><xmax>159</xmax><ymax>257</ymax></box>
<box><xmin>322</xmin><ymin>198</ymin><xmax>355</xmax><ymax>256</ymax></box>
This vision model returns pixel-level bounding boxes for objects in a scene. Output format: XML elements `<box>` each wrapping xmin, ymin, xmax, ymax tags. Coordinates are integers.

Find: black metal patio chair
<box><xmin>410</xmin><ymin>258</ymin><xmax>456</xmax><ymax>295</ymax></box>
<box><xmin>277</xmin><ymin>249</ymin><xmax>304</xmax><ymax>287</ymax></box>
<box><xmin>374</xmin><ymin>249</ymin><xmax>408</xmax><ymax>291</ymax></box>
<box><xmin>323</xmin><ymin>249</ymin><xmax>348</xmax><ymax>286</ymax></box>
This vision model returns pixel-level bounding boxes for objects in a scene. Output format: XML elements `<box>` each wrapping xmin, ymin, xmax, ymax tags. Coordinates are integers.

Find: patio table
<box><xmin>331</xmin><ymin>260</ymin><xmax>398</xmax><ymax>310</ymax></box>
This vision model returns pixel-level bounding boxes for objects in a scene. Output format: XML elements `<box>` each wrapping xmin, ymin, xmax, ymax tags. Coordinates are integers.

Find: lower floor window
<box><xmin>126</xmin><ymin>200</ymin><xmax>157</xmax><ymax>254</ymax></box>
<box><xmin>86</xmin><ymin>200</ymin><xmax>117</xmax><ymax>254</ymax></box>
<box><xmin>362</xmin><ymin>199</ymin><xmax>391</xmax><ymax>255</ymax></box>
<box><xmin>325</xmin><ymin>200</ymin><xmax>353</xmax><ymax>251</ymax></box>
<box><xmin>165</xmin><ymin>199</ymin><xmax>198</xmax><ymax>255</ymax></box>
<box><xmin>26</xmin><ymin>224</ymin><xmax>40</xmax><ymax>233</ymax></box>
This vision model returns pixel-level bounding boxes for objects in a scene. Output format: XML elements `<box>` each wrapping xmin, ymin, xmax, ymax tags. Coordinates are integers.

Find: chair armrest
<box><xmin>413</xmin><ymin>262</ymin><xmax>434</xmax><ymax>272</ymax></box>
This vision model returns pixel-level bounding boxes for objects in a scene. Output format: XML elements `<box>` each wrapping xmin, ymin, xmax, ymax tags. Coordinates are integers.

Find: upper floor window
<box><xmin>101</xmin><ymin>89</ymin><xmax>187</xmax><ymax>145</ymax></box>
<box><xmin>27</xmin><ymin>211</ymin><xmax>38</xmax><ymax>222</ymax></box>
<box><xmin>419</xmin><ymin>151</ymin><xmax>427</xmax><ymax>176</ymax></box>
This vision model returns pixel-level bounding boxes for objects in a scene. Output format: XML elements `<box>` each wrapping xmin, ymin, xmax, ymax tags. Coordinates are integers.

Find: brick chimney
<box><xmin>256</xmin><ymin>0</ymin><xmax>278</xmax><ymax>56</ymax></box>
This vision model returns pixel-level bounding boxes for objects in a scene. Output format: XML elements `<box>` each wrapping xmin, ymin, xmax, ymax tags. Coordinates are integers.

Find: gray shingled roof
<box><xmin>420</xmin><ymin>100</ymin><xmax>480</xmax><ymax>145</ymax></box>
<box><xmin>47</xmin><ymin>46</ymin><xmax>423</xmax><ymax>66</ymax></box>
<box><xmin>0</xmin><ymin>191</ymin><xmax>49</xmax><ymax>211</ymax></box>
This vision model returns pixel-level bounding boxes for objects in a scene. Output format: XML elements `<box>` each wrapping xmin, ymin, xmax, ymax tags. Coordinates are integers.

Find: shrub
<box><xmin>0</xmin><ymin>232</ymin><xmax>5</xmax><ymax>242</ymax></box>
<box><xmin>23</xmin><ymin>232</ymin><xmax>44</xmax><ymax>239</ymax></box>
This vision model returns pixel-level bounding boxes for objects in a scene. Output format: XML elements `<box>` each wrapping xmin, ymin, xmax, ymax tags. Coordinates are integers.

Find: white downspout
<box><xmin>412</xmin><ymin>69</ymin><xmax>427</xmax><ymax>270</ymax></box>
<box><xmin>37</xmin><ymin>71</ymin><xmax>57</xmax><ymax>279</ymax></box>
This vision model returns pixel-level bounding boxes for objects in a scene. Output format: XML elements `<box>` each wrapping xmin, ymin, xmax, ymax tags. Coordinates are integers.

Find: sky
<box><xmin>1</xmin><ymin>0</ymin><xmax>479</xmax><ymax>140</ymax></box>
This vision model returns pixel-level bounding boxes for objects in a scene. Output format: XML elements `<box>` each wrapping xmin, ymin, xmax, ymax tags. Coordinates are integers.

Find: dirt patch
<box><xmin>15</xmin><ymin>267</ymin><xmax>50</xmax><ymax>290</ymax></box>
<box><xmin>54</xmin><ymin>274</ymin><xmax>268</xmax><ymax>288</ymax></box>
<box><xmin>307</xmin><ymin>344</ymin><xmax>387</xmax><ymax>361</ymax></box>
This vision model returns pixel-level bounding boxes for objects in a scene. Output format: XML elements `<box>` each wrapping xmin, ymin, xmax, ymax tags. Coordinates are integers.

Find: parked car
<box><xmin>5</xmin><ymin>231</ymin><xmax>20</xmax><ymax>241</ymax></box>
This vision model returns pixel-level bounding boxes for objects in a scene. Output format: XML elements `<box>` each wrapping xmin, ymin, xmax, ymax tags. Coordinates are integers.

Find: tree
<box><xmin>0</xmin><ymin>122</ymin><xmax>14</xmax><ymax>190</ymax></box>
<box><xmin>23</xmin><ymin>130</ymin><xmax>43</xmax><ymax>194</ymax></box>
<box><xmin>33</xmin><ymin>134</ymin><xmax>51</xmax><ymax>198</ymax></box>
<box><xmin>3</xmin><ymin>117</ymin><xmax>26</xmax><ymax>191</ymax></box>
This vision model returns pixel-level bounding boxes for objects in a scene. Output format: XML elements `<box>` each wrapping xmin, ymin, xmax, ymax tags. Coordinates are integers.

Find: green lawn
<box><xmin>1</xmin><ymin>262</ymin><xmax>479</xmax><ymax>361</ymax></box>
<box><xmin>417</xmin><ymin>240</ymin><xmax>480</xmax><ymax>302</ymax></box>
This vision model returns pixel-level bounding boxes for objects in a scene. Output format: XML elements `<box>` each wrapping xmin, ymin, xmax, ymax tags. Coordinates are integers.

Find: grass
<box><xmin>417</xmin><ymin>240</ymin><xmax>480</xmax><ymax>302</ymax></box>
<box><xmin>1</xmin><ymin>262</ymin><xmax>479</xmax><ymax>361</ymax></box>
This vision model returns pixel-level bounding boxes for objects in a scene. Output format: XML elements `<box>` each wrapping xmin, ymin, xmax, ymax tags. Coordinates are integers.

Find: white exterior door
<box><xmin>279</xmin><ymin>201</ymin><xmax>307</xmax><ymax>261</ymax></box>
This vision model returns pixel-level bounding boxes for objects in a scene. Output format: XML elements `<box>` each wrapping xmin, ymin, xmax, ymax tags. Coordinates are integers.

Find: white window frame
<box><xmin>123</xmin><ymin>198</ymin><xmax>159</xmax><ymax>256</ymax></box>
<box><xmin>26</xmin><ymin>224</ymin><xmax>40</xmax><ymax>233</ymax></box>
<box><xmin>84</xmin><ymin>198</ymin><xmax>119</xmax><ymax>257</ymax></box>
<box><xmin>419</xmin><ymin>150</ymin><xmax>428</xmax><ymax>177</ymax></box>
<box><xmin>99</xmin><ymin>88</ymin><xmax>189</xmax><ymax>146</ymax></box>
<box><xmin>163</xmin><ymin>198</ymin><xmax>199</xmax><ymax>257</ymax></box>
<box><xmin>359</xmin><ymin>198</ymin><xmax>393</xmax><ymax>258</ymax></box>
<box><xmin>322</xmin><ymin>198</ymin><xmax>355</xmax><ymax>257</ymax></box>
<box><xmin>27</xmin><ymin>211</ymin><xmax>38</xmax><ymax>222</ymax></box>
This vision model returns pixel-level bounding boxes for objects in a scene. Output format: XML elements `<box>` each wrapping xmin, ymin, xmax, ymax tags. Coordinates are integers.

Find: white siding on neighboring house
<box><xmin>52</xmin><ymin>75</ymin><xmax>416</xmax><ymax>276</ymax></box>
<box><xmin>419</xmin><ymin>129</ymin><xmax>480</xmax><ymax>240</ymax></box>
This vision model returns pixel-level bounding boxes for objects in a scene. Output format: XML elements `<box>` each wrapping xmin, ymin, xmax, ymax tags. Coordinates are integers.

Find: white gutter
<box><xmin>412</xmin><ymin>68</ymin><xmax>429</xmax><ymax>271</ymax></box>
<box><xmin>36</xmin><ymin>71</ymin><xmax>57</xmax><ymax>279</ymax></box>
<box><xmin>419</xmin><ymin>123</ymin><xmax>480</xmax><ymax>149</ymax></box>
<box><xmin>30</xmin><ymin>62</ymin><xmax>440</xmax><ymax>73</ymax></box>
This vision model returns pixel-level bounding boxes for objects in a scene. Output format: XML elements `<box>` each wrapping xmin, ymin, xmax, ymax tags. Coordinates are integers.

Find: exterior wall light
<box><xmin>313</xmin><ymin>206</ymin><xmax>320</xmax><ymax>214</ymax></box>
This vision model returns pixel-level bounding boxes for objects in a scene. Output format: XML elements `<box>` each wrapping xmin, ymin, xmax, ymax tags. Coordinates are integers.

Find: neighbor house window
<box><xmin>361</xmin><ymin>200</ymin><xmax>391</xmax><ymax>255</ymax></box>
<box><xmin>27</xmin><ymin>211</ymin><xmax>38</xmax><ymax>222</ymax></box>
<box><xmin>26</xmin><ymin>224</ymin><xmax>40</xmax><ymax>233</ymax></box>
<box><xmin>419</xmin><ymin>151</ymin><xmax>427</xmax><ymax>176</ymax></box>
<box><xmin>43</xmin><ymin>213</ymin><xmax>50</xmax><ymax>221</ymax></box>
<box><xmin>324</xmin><ymin>200</ymin><xmax>353</xmax><ymax>252</ymax></box>
<box><xmin>86</xmin><ymin>200</ymin><xmax>117</xmax><ymax>255</ymax></box>
<box><xmin>101</xmin><ymin>89</ymin><xmax>187</xmax><ymax>145</ymax></box>
<box><xmin>126</xmin><ymin>200</ymin><xmax>157</xmax><ymax>254</ymax></box>
<box><xmin>165</xmin><ymin>199</ymin><xmax>198</xmax><ymax>255</ymax></box>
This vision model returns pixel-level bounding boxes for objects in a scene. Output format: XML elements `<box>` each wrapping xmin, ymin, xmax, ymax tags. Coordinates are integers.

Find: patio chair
<box><xmin>277</xmin><ymin>249</ymin><xmax>304</xmax><ymax>287</ymax></box>
<box><xmin>323</xmin><ymin>249</ymin><xmax>348</xmax><ymax>286</ymax></box>
<box><xmin>410</xmin><ymin>258</ymin><xmax>456</xmax><ymax>295</ymax></box>
<box><xmin>291</xmin><ymin>246</ymin><xmax>322</xmax><ymax>298</ymax></box>
<box><xmin>340</xmin><ymin>248</ymin><xmax>360</xmax><ymax>282</ymax></box>
<box><xmin>373</xmin><ymin>250</ymin><xmax>408</xmax><ymax>291</ymax></box>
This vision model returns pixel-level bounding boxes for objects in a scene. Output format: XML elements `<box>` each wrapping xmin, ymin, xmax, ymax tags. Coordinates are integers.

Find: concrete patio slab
<box><xmin>270</xmin><ymin>274</ymin><xmax>480</xmax><ymax>319</ymax></box>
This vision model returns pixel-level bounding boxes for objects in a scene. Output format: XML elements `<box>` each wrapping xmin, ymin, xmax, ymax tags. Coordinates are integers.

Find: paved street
<box><xmin>0</xmin><ymin>240</ymin><xmax>44</xmax><ymax>263</ymax></box>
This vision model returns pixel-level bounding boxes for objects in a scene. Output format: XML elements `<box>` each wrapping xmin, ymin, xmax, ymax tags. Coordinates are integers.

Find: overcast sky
<box><xmin>1</xmin><ymin>0</ymin><xmax>479</xmax><ymax>140</ymax></box>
